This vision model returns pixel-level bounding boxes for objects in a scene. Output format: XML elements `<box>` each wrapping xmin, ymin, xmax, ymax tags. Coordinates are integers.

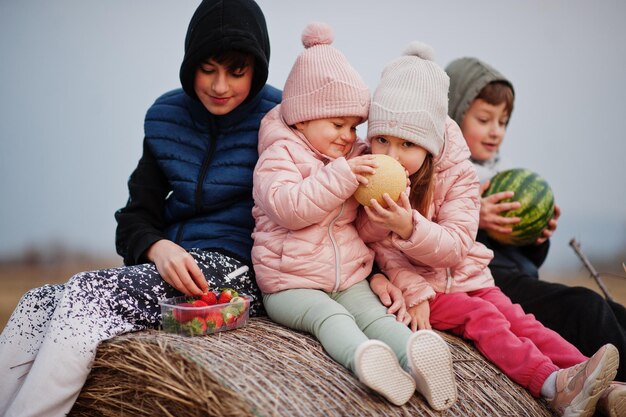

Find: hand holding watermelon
<box><xmin>478</xmin><ymin>180</ymin><xmax>522</xmax><ymax>233</ymax></box>
<box><xmin>535</xmin><ymin>204</ymin><xmax>560</xmax><ymax>245</ymax></box>
<box><xmin>481</xmin><ymin>168</ymin><xmax>555</xmax><ymax>246</ymax></box>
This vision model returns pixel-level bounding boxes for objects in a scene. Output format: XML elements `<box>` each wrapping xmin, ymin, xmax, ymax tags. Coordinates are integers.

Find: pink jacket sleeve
<box><xmin>371</xmin><ymin>240</ymin><xmax>436</xmax><ymax>306</ymax></box>
<box><xmin>356</xmin><ymin>207</ymin><xmax>391</xmax><ymax>243</ymax></box>
<box><xmin>392</xmin><ymin>159</ymin><xmax>481</xmax><ymax>268</ymax></box>
<box><xmin>253</xmin><ymin>144</ymin><xmax>359</xmax><ymax>231</ymax></box>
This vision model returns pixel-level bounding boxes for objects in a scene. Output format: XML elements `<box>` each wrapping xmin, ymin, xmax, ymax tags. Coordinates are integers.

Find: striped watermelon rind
<box><xmin>482</xmin><ymin>168</ymin><xmax>555</xmax><ymax>246</ymax></box>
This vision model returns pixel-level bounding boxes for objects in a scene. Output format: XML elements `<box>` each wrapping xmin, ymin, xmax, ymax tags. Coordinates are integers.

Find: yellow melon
<box><xmin>353</xmin><ymin>154</ymin><xmax>406</xmax><ymax>207</ymax></box>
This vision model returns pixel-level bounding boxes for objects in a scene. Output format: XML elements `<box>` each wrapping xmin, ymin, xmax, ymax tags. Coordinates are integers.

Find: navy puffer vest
<box><xmin>144</xmin><ymin>85</ymin><xmax>281</xmax><ymax>263</ymax></box>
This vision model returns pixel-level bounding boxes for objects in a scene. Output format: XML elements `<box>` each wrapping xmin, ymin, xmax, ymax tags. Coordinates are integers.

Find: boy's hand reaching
<box><xmin>478</xmin><ymin>180</ymin><xmax>522</xmax><ymax>234</ymax></box>
<box><xmin>363</xmin><ymin>192</ymin><xmax>414</xmax><ymax>240</ymax></box>
<box><xmin>146</xmin><ymin>239</ymin><xmax>208</xmax><ymax>296</ymax></box>
<box><xmin>535</xmin><ymin>203</ymin><xmax>560</xmax><ymax>244</ymax></box>
<box><xmin>369</xmin><ymin>273</ymin><xmax>409</xmax><ymax>324</ymax></box>
<box><xmin>407</xmin><ymin>300</ymin><xmax>431</xmax><ymax>331</ymax></box>
<box><xmin>348</xmin><ymin>154</ymin><xmax>378</xmax><ymax>185</ymax></box>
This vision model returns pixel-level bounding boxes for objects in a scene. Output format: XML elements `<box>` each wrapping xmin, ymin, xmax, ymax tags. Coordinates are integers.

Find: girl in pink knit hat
<box><xmin>251</xmin><ymin>22</ymin><xmax>456</xmax><ymax>410</ymax></box>
<box><xmin>359</xmin><ymin>41</ymin><xmax>620</xmax><ymax>417</ymax></box>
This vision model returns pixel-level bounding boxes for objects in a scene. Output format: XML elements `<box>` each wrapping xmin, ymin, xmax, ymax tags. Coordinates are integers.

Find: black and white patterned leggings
<box><xmin>0</xmin><ymin>249</ymin><xmax>262</xmax><ymax>417</ymax></box>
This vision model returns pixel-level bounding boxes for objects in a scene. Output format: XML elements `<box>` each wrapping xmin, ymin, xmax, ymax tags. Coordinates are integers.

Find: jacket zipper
<box><xmin>174</xmin><ymin>221</ymin><xmax>186</xmax><ymax>244</ymax></box>
<box><xmin>445</xmin><ymin>268</ymin><xmax>453</xmax><ymax>293</ymax></box>
<box><xmin>195</xmin><ymin>124</ymin><xmax>217</xmax><ymax>212</ymax></box>
<box><xmin>176</xmin><ymin>123</ymin><xmax>216</xmax><ymax>244</ymax></box>
<box><xmin>329</xmin><ymin>203</ymin><xmax>345</xmax><ymax>292</ymax></box>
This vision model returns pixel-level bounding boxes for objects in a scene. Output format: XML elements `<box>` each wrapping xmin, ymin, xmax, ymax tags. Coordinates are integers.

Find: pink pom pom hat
<box><xmin>280</xmin><ymin>22</ymin><xmax>370</xmax><ymax>126</ymax></box>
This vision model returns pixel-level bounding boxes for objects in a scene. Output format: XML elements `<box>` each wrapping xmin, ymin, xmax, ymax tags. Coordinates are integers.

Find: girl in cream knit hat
<box><xmin>252</xmin><ymin>23</ymin><xmax>456</xmax><ymax>409</ymax></box>
<box><xmin>359</xmin><ymin>42</ymin><xmax>619</xmax><ymax>417</ymax></box>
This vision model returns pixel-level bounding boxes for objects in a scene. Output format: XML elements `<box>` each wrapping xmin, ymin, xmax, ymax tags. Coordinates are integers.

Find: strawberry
<box><xmin>200</xmin><ymin>291</ymin><xmax>218</xmax><ymax>306</ymax></box>
<box><xmin>172</xmin><ymin>302</ymin><xmax>196</xmax><ymax>323</ymax></box>
<box><xmin>221</xmin><ymin>306</ymin><xmax>240</xmax><ymax>326</ymax></box>
<box><xmin>205</xmin><ymin>311</ymin><xmax>224</xmax><ymax>331</ymax></box>
<box><xmin>183</xmin><ymin>316</ymin><xmax>207</xmax><ymax>336</ymax></box>
<box><xmin>218</xmin><ymin>288</ymin><xmax>238</xmax><ymax>304</ymax></box>
<box><xmin>191</xmin><ymin>299</ymin><xmax>209</xmax><ymax>308</ymax></box>
<box><xmin>234</xmin><ymin>311</ymin><xmax>248</xmax><ymax>327</ymax></box>
<box><xmin>228</xmin><ymin>296</ymin><xmax>248</xmax><ymax>314</ymax></box>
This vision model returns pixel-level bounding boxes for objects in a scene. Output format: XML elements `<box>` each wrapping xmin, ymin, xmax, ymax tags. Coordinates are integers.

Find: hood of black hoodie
<box><xmin>179</xmin><ymin>0</ymin><xmax>270</xmax><ymax>103</ymax></box>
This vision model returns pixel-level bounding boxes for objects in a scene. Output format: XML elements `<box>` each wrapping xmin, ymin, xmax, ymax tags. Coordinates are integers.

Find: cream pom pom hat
<box><xmin>368</xmin><ymin>42</ymin><xmax>449</xmax><ymax>157</ymax></box>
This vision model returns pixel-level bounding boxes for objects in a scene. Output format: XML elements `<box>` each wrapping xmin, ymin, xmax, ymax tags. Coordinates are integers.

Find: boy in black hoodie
<box><xmin>0</xmin><ymin>2</ymin><xmax>280</xmax><ymax>416</ymax></box>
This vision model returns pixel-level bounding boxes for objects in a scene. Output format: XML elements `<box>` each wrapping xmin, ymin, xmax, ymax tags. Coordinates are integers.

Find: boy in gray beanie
<box><xmin>446</xmin><ymin>56</ymin><xmax>626</xmax><ymax>416</ymax></box>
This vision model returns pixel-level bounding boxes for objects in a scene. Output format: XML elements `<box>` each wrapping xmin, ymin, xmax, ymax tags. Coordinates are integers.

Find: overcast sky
<box><xmin>1</xmin><ymin>0</ymin><xmax>625</xmax><ymax>272</ymax></box>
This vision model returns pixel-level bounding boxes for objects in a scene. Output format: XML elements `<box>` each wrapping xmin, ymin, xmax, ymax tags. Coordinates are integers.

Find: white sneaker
<box><xmin>407</xmin><ymin>330</ymin><xmax>457</xmax><ymax>411</ymax></box>
<box><xmin>354</xmin><ymin>340</ymin><xmax>416</xmax><ymax>406</ymax></box>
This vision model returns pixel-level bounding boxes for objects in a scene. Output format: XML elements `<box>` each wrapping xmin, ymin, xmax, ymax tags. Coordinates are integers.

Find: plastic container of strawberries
<box><xmin>159</xmin><ymin>292</ymin><xmax>252</xmax><ymax>337</ymax></box>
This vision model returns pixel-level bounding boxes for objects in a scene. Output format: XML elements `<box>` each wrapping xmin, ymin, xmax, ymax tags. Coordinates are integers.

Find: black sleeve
<box><xmin>520</xmin><ymin>239</ymin><xmax>550</xmax><ymax>268</ymax></box>
<box><xmin>477</xmin><ymin>229</ymin><xmax>549</xmax><ymax>280</ymax></box>
<box><xmin>115</xmin><ymin>139</ymin><xmax>170</xmax><ymax>266</ymax></box>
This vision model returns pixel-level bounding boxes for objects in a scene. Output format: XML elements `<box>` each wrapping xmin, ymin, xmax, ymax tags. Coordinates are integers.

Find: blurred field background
<box><xmin>1</xmin><ymin>249</ymin><xmax>624</xmax><ymax>332</ymax></box>
<box><xmin>2</xmin><ymin>1</ymin><xmax>625</xmax><ymax>335</ymax></box>
<box><xmin>0</xmin><ymin>253</ymin><xmax>121</xmax><ymax>332</ymax></box>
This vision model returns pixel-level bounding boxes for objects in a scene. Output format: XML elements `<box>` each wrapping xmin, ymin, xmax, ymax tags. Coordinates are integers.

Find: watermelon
<box><xmin>482</xmin><ymin>168</ymin><xmax>555</xmax><ymax>246</ymax></box>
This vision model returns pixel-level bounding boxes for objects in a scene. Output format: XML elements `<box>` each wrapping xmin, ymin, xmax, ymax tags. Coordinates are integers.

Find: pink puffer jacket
<box><xmin>358</xmin><ymin>117</ymin><xmax>495</xmax><ymax>308</ymax></box>
<box><xmin>252</xmin><ymin>106</ymin><xmax>374</xmax><ymax>294</ymax></box>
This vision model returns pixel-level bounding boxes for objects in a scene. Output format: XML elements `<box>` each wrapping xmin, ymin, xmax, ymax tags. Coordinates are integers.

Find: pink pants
<box><xmin>430</xmin><ymin>286</ymin><xmax>587</xmax><ymax>397</ymax></box>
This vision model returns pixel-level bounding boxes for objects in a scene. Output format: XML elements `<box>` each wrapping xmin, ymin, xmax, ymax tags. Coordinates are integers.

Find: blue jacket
<box><xmin>115</xmin><ymin>85</ymin><xmax>281</xmax><ymax>265</ymax></box>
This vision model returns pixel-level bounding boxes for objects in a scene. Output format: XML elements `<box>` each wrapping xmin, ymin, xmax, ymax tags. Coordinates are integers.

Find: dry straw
<box><xmin>69</xmin><ymin>317</ymin><xmax>552</xmax><ymax>417</ymax></box>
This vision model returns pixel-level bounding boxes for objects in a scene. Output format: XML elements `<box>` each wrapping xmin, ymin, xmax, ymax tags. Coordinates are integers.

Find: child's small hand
<box><xmin>478</xmin><ymin>180</ymin><xmax>521</xmax><ymax>234</ymax></box>
<box><xmin>364</xmin><ymin>192</ymin><xmax>414</xmax><ymax>239</ymax></box>
<box><xmin>369</xmin><ymin>273</ymin><xmax>408</xmax><ymax>323</ymax></box>
<box><xmin>535</xmin><ymin>203</ymin><xmax>560</xmax><ymax>245</ymax></box>
<box><xmin>407</xmin><ymin>300</ymin><xmax>431</xmax><ymax>332</ymax></box>
<box><xmin>348</xmin><ymin>154</ymin><xmax>378</xmax><ymax>185</ymax></box>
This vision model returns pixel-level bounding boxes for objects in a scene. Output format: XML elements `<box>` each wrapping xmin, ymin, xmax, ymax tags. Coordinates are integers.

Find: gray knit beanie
<box><xmin>445</xmin><ymin>57</ymin><xmax>514</xmax><ymax>126</ymax></box>
<box><xmin>367</xmin><ymin>41</ymin><xmax>449</xmax><ymax>157</ymax></box>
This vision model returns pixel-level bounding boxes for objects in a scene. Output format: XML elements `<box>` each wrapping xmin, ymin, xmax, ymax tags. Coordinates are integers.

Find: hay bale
<box><xmin>70</xmin><ymin>317</ymin><xmax>553</xmax><ymax>417</ymax></box>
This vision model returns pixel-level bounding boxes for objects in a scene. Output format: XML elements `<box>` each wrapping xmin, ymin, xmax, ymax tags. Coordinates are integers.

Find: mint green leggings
<box><xmin>263</xmin><ymin>280</ymin><xmax>413</xmax><ymax>374</ymax></box>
